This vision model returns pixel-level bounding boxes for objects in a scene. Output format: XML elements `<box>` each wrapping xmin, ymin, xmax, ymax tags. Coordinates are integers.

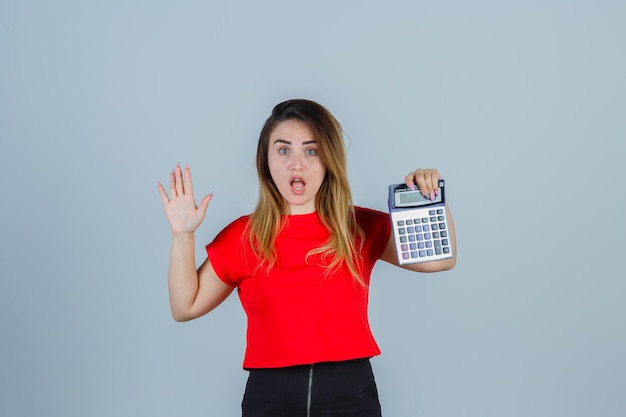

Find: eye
<box><xmin>278</xmin><ymin>147</ymin><xmax>289</xmax><ymax>155</ymax></box>
<box><xmin>305</xmin><ymin>148</ymin><xmax>317</xmax><ymax>156</ymax></box>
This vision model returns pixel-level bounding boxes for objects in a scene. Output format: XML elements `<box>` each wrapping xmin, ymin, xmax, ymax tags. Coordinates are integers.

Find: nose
<box><xmin>290</xmin><ymin>152</ymin><xmax>303</xmax><ymax>171</ymax></box>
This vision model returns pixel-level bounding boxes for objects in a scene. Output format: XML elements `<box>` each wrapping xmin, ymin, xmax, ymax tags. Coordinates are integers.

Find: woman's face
<box><xmin>267</xmin><ymin>119</ymin><xmax>326</xmax><ymax>215</ymax></box>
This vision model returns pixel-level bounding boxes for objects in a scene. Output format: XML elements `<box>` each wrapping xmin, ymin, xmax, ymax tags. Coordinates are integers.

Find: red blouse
<box><xmin>206</xmin><ymin>206</ymin><xmax>391</xmax><ymax>369</ymax></box>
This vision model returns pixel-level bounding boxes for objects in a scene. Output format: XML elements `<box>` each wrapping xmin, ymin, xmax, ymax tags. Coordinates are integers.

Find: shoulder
<box><xmin>207</xmin><ymin>214</ymin><xmax>254</xmax><ymax>266</ymax></box>
<box><xmin>207</xmin><ymin>214</ymin><xmax>256</xmax><ymax>286</ymax></box>
<box><xmin>213</xmin><ymin>214</ymin><xmax>252</xmax><ymax>242</ymax></box>
<box><xmin>353</xmin><ymin>206</ymin><xmax>391</xmax><ymax>260</ymax></box>
<box><xmin>354</xmin><ymin>206</ymin><xmax>389</xmax><ymax>225</ymax></box>
<box><xmin>229</xmin><ymin>214</ymin><xmax>252</xmax><ymax>229</ymax></box>
<box><xmin>354</xmin><ymin>206</ymin><xmax>390</xmax><ymax>235</ymax></box>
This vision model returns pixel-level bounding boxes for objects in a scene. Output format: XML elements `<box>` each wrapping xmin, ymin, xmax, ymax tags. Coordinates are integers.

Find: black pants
<box><xmin>242</xmin><ymin>358</ymin><xmax>382</xmax><ymax>417</ymax></box>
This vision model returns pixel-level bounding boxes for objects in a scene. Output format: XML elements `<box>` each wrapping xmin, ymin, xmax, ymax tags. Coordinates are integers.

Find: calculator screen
<box><xmin>399</xmin><ymin>192</ymin><xmax>429</xmax><ymax>205</ymax></box>
<box><xmin>394</xmin><ymin>187</ymin><xmax>442</xmax><ymax>208</ymax></box>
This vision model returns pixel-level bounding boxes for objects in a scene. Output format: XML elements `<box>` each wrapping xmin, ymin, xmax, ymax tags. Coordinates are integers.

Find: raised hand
<box><xmin>404</xmin><ymin>168</ymin><xmax>442</xmax><ymax>202</ymax></box>
<box><xmin>158</xmin><ymin>163</ymin><xmax>213</xmax><ymax>235</ymax></box>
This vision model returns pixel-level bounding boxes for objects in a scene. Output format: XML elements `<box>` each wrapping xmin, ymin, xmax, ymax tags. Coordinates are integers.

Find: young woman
<box><xmin>158</xmin><ymin>99</ymin><xmax>456</xmax><ymax>417</ymax></box>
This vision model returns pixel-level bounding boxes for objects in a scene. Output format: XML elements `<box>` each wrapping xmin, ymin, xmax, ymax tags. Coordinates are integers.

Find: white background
<box><xmin>1</xmin><ymin>1</ymin><xmax>625</xmax><ymax>416</ymax></box>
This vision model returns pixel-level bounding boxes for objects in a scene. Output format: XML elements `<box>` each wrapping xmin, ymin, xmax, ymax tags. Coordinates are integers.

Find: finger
<box><xmin>183</xmin><ymin>163</ymin><xmax>195</xmax><ymax>200</ymax></box>
<box><xmin>427</xmin><ymin>169</ymin><xmax>441</xmax><ymax>197</ymax></box>
<box><xmin>157</xmin><ymin>182</ymin><xmax>170</xmax><ymax>205</ymax></box>
<box><xmin>404</xmin><ymin>172</ymin><xmax>417</xmax><ymax>191</ymax></box>
<box><xmin>405</xmin><ymin>169</ymin><xmax>427</xmax><ymax>195</ymax></box>
<box><xmin>174</xmin><ymin>162</ymin><xmax>184</xmax><ymax>196</ymax></box>
<box><xmin>419</xmin><ymin>169</ymin><xmax>440</xmax><ymax>200</ymax></box>
<box><xmin>414</xmin><ymin>171</ymin><xmax>431</xmax><ymax>199</ymax></box>
<box><xmin>197</xmin><ymin>192</ymin><xmax>214</xmax><ymax>218</ymax></box>
<box><xmin>169</xmin><ymin>169</ymin><xmax>177</xmax><ymax>197</ymax></box>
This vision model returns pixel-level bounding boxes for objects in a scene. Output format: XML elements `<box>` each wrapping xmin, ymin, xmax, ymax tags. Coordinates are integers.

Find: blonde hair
<box><xmin>249</xmin><ymin>99</ymin><xmax>365</xmax><ymax>284</ymax></box>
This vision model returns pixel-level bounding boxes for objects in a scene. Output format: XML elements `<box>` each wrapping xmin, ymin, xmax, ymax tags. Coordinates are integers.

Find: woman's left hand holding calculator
<box><xmin>404</xmin><ymin>168</ymin><xmax>442</xmax><ymax>202</ymax></box>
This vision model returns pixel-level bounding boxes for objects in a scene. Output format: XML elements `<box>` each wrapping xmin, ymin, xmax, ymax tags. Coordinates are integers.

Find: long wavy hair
<box><xmin>248</xmin><ymin>99</ymin><xmax>365</xmax><ymax>284</ymax></box>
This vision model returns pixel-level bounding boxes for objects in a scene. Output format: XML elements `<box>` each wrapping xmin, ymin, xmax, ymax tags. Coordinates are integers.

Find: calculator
<box><xmin>387</xmin><ymin>179</ymin><xmax>453</xmax><ymax>265</ymax></box>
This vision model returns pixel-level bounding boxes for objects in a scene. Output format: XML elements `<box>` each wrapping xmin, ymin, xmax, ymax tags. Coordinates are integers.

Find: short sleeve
<box><xmin>206</xmin><ymin>215</ymin><xmax>255</xmax><ymax>287</ymax></box>
<box><xmin>355</xmin><ymin>206</ymin><xmax>391</xmax><ymax>262</ymax></box>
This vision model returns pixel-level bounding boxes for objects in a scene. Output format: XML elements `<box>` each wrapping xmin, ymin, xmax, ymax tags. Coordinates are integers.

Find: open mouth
<box><xmin>290</xmin><ymin>177</ymin><xmax>305</xmax><ymax>193</ymax></box>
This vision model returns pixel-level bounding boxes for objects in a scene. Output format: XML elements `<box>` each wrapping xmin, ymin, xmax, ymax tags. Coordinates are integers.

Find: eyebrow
<box><xmin>272</xmin><ymin>139</ymin><xmax>318</xmax><ymax>145</ymax></box>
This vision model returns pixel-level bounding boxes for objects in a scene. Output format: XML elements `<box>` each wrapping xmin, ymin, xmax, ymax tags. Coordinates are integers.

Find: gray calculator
<box><xmin>387</xmin><ymin>180</ymin><xmax>453</xmax><ymax>265</ymax></box>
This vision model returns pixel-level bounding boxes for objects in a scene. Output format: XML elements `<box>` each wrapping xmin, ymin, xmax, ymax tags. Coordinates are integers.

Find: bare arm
<box><xmin>166</xmin><ymin>233</ymin><xmax>234</xmax><ymax>321</ymax></box>
<box><xmin>379</xmin><ymin>168</ymin><xmax>457</xmax><ymax>273</ymax></box>
<box><xmin>158</xmin><ymin>163</ymin><xmax>234</xmax><ymax>322</ymax></box>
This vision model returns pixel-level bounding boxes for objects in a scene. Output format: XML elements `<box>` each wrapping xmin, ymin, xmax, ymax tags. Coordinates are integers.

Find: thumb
<box><xmin>198</xmin><ymin>192</ymin><xmax>213</xmax><ymax>215</ymax></box>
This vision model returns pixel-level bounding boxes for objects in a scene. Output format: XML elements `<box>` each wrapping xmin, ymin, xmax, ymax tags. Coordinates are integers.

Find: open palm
<box><xmin>158</xmin><ymin>163</ymin><xmax>212</xmax><ymax>235</ymax></box>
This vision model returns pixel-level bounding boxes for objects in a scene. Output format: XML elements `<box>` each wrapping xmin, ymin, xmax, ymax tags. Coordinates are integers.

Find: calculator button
<box><xmin>434</xmin><ymin>240</ymin><xmax>442</xmax><ymax>255</ymax></box>
<box><xmin>393</xmin><ymin>206</ymin><xmax>451</xmax><ymax>262</ymax></box>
